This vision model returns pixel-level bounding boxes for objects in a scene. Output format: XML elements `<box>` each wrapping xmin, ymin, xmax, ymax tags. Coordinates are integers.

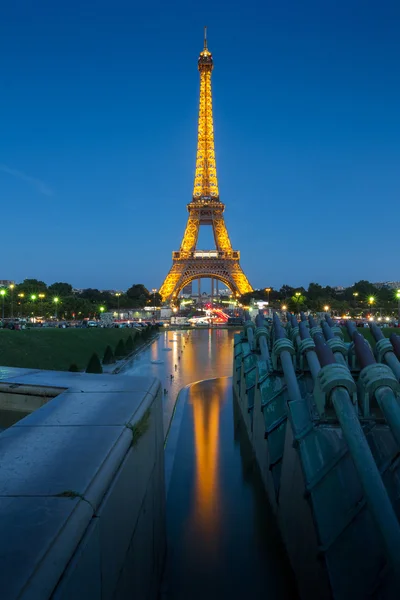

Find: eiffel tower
<box><xmin>159</xmin><ymin>28</ymin><xmax>253</xmax><ymax>302</ymax></box>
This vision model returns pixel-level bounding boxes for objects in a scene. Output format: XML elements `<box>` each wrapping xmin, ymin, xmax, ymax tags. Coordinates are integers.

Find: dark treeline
<box><xmin>1</xmin><ymin>280</ymin><xmax>163</xmax><ymax>320</ymax></box>
<box><xmin>239</xmin><ymin>280</ymin><xmax>400</xmax><ymax>316</ymax></box>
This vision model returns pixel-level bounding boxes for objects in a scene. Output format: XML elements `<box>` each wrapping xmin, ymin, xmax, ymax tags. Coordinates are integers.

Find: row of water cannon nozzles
<box><xmin>243</xmin><ymin>309</ymin><xmax>400</xmax><ymax>421</ymax></box>
<box><xmin>243</xmin><ymin>308</ymin><xmax>400</xmax><ymax>385</ymax></box>
<box><xmin>283</xmin><ymin>311</ymin><xmax>400</xmax><ymax>374</ymax></box>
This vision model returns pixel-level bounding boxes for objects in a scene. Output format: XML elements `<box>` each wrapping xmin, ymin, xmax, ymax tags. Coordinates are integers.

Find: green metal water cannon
<box><xmin>325</xmin><ymin>314</ymin><xmax>344</xmax><ymax>339</ymax></box>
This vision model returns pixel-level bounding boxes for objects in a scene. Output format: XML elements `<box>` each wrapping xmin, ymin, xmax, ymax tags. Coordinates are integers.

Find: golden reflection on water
<box><xmin>190</xmin><ymin>378</ymin><xmax>227</xmax><ymax>543</ymax></box>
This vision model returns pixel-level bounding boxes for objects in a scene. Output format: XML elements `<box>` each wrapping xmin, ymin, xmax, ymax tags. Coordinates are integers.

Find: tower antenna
<box><xmin>204</xmin><ymin>25</ymin><xmax>207</xmax><ymax>49</ymax></box>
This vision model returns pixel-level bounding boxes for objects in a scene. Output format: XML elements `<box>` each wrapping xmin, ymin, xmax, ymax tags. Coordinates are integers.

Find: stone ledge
<box><xmin>0</xmin><ymin>368</ymin><xmax>165</xmax><ymax>599</ymax></box>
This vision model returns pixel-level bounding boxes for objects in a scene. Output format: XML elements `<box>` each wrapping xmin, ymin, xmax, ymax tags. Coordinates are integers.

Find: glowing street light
<box><xmin>265</xmin><ymin>287</ymin><xmax>271</xmax><ymax>303</ymax></box>
<box><xmin>9</xmin><ymin>283</ymin><xmax>15</xmax><ymax>318</ymax></box>
<box><xmin>369</xmin><ymin>296</ymin><xmax>375</xmax><ymax>315</ymax></box>
<box><xmin>115</xmin><ymin>292</ymin><xmax>122</xmax><ymax>312</ymax></box>
<box><xmin>38</xmin><ymin>293</ymin><xmax>45</xmax><ymax>314</ymax></box>
<box><xmin>30</xmin><ymin>294</ymin><xmax>37</xmax><ymax>319</ymax></box>
<box><xmin>151</xmin><ymin>288</ymin><xmax>157</xmax><ymax>309</ymax></box>
<box><xmin>295</xmin><ymin>292</ymin><xmax>301</xmax><ymax>297</ymax></box>
<box><xmin>0</xmin><ymin>289</ymin><xmax>6</xmax><ymax>320</ymax></box>
<box><xmin>281</xmin><ymin>304</ymin><xmax>287</xmax><ymax>311</ymax></box>
<box><xmin>17</xmin><ymin>292</ymin><xmax>24</xmax><ymax>317</ymax></box>
<box><xmin>99</xmin><ymin>306</ymin><xmax>105</xmax><ymax>319</ymax></box>
<box><xmin>396</xmin><ymin>290</ymin><xmax>400</xmax><ymax>321</ymax></box>
<box><xmin>324</xmin><ymin>305</ymin><xmax>330</xmax><ymax>312</ymax></box>
<box><xmin>53</xmin><ymin>297</ymin><xmax>59</xmax><ymax>319</ymax></box>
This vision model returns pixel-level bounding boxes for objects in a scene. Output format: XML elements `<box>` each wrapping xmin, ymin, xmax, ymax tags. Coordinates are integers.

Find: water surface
<box><xmin>121</xmin><ymin>328</ymin><xmax>238</xmax><ymax>433</ymax></box>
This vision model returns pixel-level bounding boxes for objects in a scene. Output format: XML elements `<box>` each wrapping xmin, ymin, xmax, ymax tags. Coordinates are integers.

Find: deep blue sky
<box><xmin>1</xmin><ymin>1</ymin><xmax>399</xmax><ymax>291</ymax></box>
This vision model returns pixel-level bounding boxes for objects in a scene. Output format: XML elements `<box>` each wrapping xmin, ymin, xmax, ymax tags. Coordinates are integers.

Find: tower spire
<box><xmin>193</xmin><ymin>27</ymin><xmax>218</xmax><ymax>201</ymax></box>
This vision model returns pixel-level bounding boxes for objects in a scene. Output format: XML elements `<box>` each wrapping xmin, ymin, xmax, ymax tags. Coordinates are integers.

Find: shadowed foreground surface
<box><xmin>163</xmin><ymin>376</ymin><xmax>297</xmax><ymax>599</ymax></box>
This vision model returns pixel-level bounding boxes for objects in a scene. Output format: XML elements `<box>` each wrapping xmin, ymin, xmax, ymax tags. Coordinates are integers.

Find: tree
<box><xmin>115</xmin><ymin>339</ymin><xmax>126</xmax><ymax>359</ymax></box>
<box><xmin>307</xmin><ymin>283</ymin><xmax>324</xmax><ymax>301</ymax></box>
<box><xmin>68</xmin><ymin>363</ymin><xmax>79</xmax><ymax>372</ymax></box>
<box><xmin>125</xmin><ymin>335</ymin><xmax>134</xmax><ymax>354</ymax></box>
<box><xmin>102</xmin><ymin>345</ymin><xmax>115</xmax><ymax>365</ymax></box>
<box><xmin>48</xmin><ymin>282</ymin><xmax>73</xmax><ymax>296</ymax></box>
<box><xmin>126</xmin><ymin>284</ymin><xmax>150</xmax><ymax>308</ymax></box>
<box><xmin>86</xmin><ymin>353</ymin><xmax>103</xmax><ymax>374</ymax></box>
<box><xmin>16</xmin><ymin>279</ymin><xmax>47</xmax><ymax>296</ymax></box>
<box><xmin>280</xmin><ymin>285</ymin><xmax>295</xmax><ymax>299</ymax></box>
<box><xmin>79</xmin><ymin>288</ymin><xmax>104</xmax><ymax>302</ymax></box>
<box><xmin>288</xmin><ymin>293</ymin><xmax>307</xmax><ymax>314</ymax></box>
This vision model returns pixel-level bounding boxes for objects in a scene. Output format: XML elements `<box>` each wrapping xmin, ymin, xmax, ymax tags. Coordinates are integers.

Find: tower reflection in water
<box><xmin>188</xmin><ymin>378</ymin><xmax>228</xmax><ymax>556</ymax></box>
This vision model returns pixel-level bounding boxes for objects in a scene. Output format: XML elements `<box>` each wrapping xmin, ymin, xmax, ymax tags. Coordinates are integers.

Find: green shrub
<box><xmin>125</xmin><ymin>335</ymin><xmax>134</xmax><ymax>354</ymax></box>
<box><xmin>102</xmin><ymin>345</ymin><xmax>115</xmax><ymax>364</ymax></box>
<box><xmin>115</xmin><ymin>339</ymin><xmax>126</xmax><ymax>359</ymax></box>
<box><xmin>86</xmin><ymin>353</ymin><xmax>103</xmax><ymax>374</ymax></box>
<box><xmin>133</xmin><ymin>330</ymin><xmax>142</xmax><ymax>346</ymax></box>
<box><xmin>68</xmin><ymin>363</ymin><xmax>79</xmax><ymax>372</ymax></box>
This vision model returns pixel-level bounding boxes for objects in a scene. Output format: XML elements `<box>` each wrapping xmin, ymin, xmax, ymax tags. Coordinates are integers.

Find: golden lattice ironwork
<box><xmin>159</xmin><ymin>28</ymin><xmax>253</xmax><ymax>302</ymax></box>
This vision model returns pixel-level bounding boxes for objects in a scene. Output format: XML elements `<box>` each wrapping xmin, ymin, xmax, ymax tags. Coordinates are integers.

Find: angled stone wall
<box><xmin>0</xmin><ymin>368</ymin><xmax>166</xmax><ymax>600</ymax></box>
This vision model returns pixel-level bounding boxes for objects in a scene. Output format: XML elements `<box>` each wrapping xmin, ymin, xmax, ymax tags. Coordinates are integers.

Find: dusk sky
<box><xmin>1</xmin><ymin>1</ymin><xmax>399</xmax><ymax>291</ymax></box>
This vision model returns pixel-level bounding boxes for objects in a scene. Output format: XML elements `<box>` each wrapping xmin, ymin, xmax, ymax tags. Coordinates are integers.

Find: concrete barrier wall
<box><xmin>0</xmin><ymin>368</ymin><xmax>166</xmax><ymax>600</ymax></box>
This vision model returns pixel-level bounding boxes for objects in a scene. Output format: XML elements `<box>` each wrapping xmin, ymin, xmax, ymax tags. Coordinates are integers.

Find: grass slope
<box><xmin>0</xmin><ymin>328</ymin><xmax>139</xmax><ymax>371</ymax></box>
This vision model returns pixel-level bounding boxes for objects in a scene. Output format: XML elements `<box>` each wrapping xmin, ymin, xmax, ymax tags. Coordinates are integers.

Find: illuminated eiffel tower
<box><xmin>159</xmin><ymin>28</ymin><xmax>252</xmax><ymax>302</ymax></box>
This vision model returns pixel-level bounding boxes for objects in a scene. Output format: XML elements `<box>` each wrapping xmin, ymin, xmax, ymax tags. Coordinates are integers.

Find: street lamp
<box><xmin>265</xmin><ymin>287</ymin><xmax>271</xmax><ymax>303</ymax></box>
<box><xmin>369</xmin><ymin>296</ymin><xmax>375</xmax><ymax>315</ymax></box>
<box><xmin>53</xmin><ymin>297</ymin><xmax>59</xmax><ymax>319</ymax></box>
<box><xmin>0</xmin><ymin>289</ymin><xmax>5</xmax><ymax>320</ymax></box>
<box><xmin>18</xmin><ymin>293</ymin><xmax>24</xmax><ymax>317</ymax></box>
<box><xmin>295</xmin><ymin>292</ymin><xmax>301</xmax><ymax>297</ymax></box>
<box><xmin>115</xmin><ymin>292</ymin><xmax>122</xmax><ymax>313</ymax></box>
<box><xmin>282</xmin><ymin>304</ymin><xmax>287</xmax><ymax>311</ymax></box>
<box><xmin>324</xmin><ymin>305</ymin><xmax>330</xmax><ymax>312</ymax></box>
<box><xmin>151</xmin><ymin>288</ymin><xmax>157</xmax><ymax>308</ymax></box>
<box><xmin>38</xmin><ymin>293</ymin><xmax>45</xmax><ymax>316</ymax></box>
<box><xmin>30</xmin><ymin>294</ymin><xmax>37</xmax><ymax>320</ymax></box>
<box><xmin>396</xmin><ymin>290</ymin><xmax>400</xmax><ymax>322</ymax></box>
<box><xmin>9</xmin><ymin>284</ymin><xmax>15</xmax><ymax>318</ymax></box>
<box><xmin>99</xmin><ymin>306</ymin><xmax>105</xmax><ymax>320</ymax></box>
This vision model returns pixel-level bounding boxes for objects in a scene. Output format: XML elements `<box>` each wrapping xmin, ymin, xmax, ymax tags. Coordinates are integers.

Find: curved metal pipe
<box><xmin>254</xmin><ymin>312</ymin><xmax>270</xmax><ymax>362</ymax></box>
<box><xmin>353</xmin><ymin>332</ymin><xmax>375</xmax><ymax>368</ymax></box>
<box><xmin>325</xmin><ymin>315</ymin><xmax>335</xmax><ymax>328</ymax></box>
<box><xmin>390</xmin><ymin>333</ymin><xmax>400</xmax><ymax>362</ymax></box>
<box><xmin>299</xmin><ymin>321</ymin><xmax>320</xmax><ymax>380</ymax></box>
<box><xmin>273</xmin><ymin>314</ymin><xmax>303</xmax><ymax>402</ymax></box>
<box><xmin>313</xmin><ymin>330</ymin><xmax>400</xmax><ymax>567</ymax></box>
<box><xmin>353</xmin><ymin>332</ymin><xmax>400</xmax><ymax>448</ymax></box>
<box><xmin>314</xmin><ymin>333</ymin><xmax>336</xmax><ymax>366</ymax></box>
<box><xmin>330</xmin><ymin>387</ymin><xmax>400</xmax><ymax>571</ymax></box>
<box><xmin>321</xmin><ymin>321</ymin><xmax>334</xmax><ymax>341</ymax></box>
<box><xmin>345</xmin><ymin>320</ymin><xmax>357</xmax><ymax>340</ymax></box>
<box><xmin>308</xmin><ymin>314</ymin><xmax>318</xmax><ymax>329</ymax></box>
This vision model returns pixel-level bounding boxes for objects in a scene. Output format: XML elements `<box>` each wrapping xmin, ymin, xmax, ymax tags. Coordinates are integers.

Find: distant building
<box><xmin>0</xmin><ymin>280</ymin><xmax>14</xmax><ymax>287</ymax></box>
<box><xmin>373</xmin><ymin>281</ymin><xmax>400</xmax><ymax>290</ymax></box>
